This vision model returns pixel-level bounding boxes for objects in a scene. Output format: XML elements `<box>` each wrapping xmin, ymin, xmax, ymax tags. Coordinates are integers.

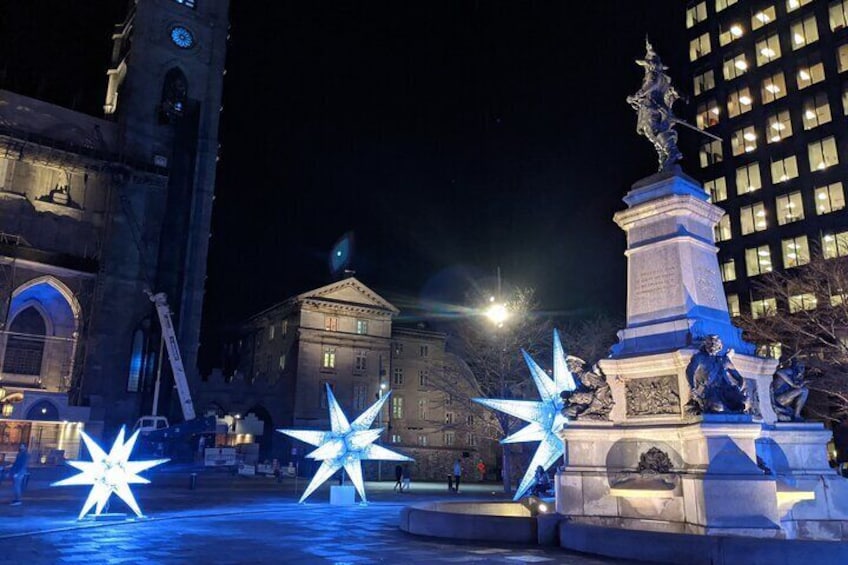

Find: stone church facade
<box><xmin>0</xmin><ymin>0</ymin><xmax>228</xmax><ymax>435</ymax></box>
<box><xmin>198</xmin><ymin>277</ymin><xmax>499</xmax><ymax>480</ymax></box>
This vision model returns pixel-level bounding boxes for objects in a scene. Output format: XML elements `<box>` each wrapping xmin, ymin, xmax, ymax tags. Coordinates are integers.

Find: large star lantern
<box><xmin>473</xmin><ymin>329</ymin><xmax>577</xmax><ymax>500</ymax></box>
<box><xmin>279</xmin><ymin>385</ymin><xmax>412</xmax><ymax>504</ymax></box>
<box><xmin>52</xmin><ymin>427</ymin><xmax>169</xmax><ymax>519</ymax></box>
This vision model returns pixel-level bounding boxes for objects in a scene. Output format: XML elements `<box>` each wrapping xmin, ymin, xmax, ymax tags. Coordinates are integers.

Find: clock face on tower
<box><xmin>170</xmin><ymin>26</ymin><xmax>195</xmax><ymax>49</ymax></box>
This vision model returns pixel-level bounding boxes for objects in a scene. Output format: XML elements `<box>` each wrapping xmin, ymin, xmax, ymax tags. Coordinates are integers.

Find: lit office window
<box><xmin>839</xmin><ymin>44</ymin><xmax>848</xmax><ymax>73</ymax></box>
<box><xmin>705</xmin><ymin>177</ymin><xmax>728</xmax><ymax>202</ymax></box>
<box><xmin>775</xmin><ymin>191</ymin><xmax>805</xmax><ymax>225</ymax></box>
<box><xmin>740</xmin><ymin>202</ymin><xmax>768</xmax><ymax>235</ymax></box>
<box><xmin>694</xmin><ymin>70</ymin><xmax>716</xmax><ymax>95</ymax></box>
<box><xmin>716</xmin><ymin>0</ymin><xmax>738</xmax><ymax>12</ymax></box>
<box><xmin>761</xmin><ymin>72</ymin><xmax>787</xmax><ymax>103</ymax></box>
<box><xmin>715</xmin><ymin>215</ymin><xmax>732</xmax><ymax>242</ymax></box>
<box><xmin>814</xmin><ymin>182</ymin><xmax>846</xmax><ymax>214</ymax></box>
<box><xmin>756</xmin><ymin>34</ymin><xmax>782</xmax><ymax>65</ymax></box>
<box><xmin>392</xmin><ymin>396</ymin><xmax>404</xmax><ymax>419</ymax></box>
<box><xmin>797</xmin><ymin>60</ymin><xmax>826</xmax><ymax>89</ymax></box>
<box><xmin>782</xmin><ymin>235</ymin><xmax>810</xmax><ymax>267</ymax></box>
<box><xmin>789</xmin><ymin>293</ymin><xmax>818</xmax><ymax>313</ymax></box>
<box><xmin>736</xmin><ymin>162</ymin><xmax>762</xmax><ymax>194</ymax></box>
<box><xmin>746</xmin><ymin>245</ymin><xmax>773</xmax><ymax>276</ymax></box>
<box><xmin>731</xmin><ymin>126</ymin><xmax>757</xmax><ymax>155</ymax></box>
<box><xmin>691</xmin><ymin>33</ymin><xmax>712</xmax><ymax>61</ymax></box>
<box><xmin>727</xmin><ymin>85</ymin><xmax>753</xmax><ymax>117</ymax></box>
<box><xmin>770</xmin><ymin>155</ymin><xmax>799</xmax><ymax>183</ymax></box>
<box><xmin>752</xmin><ymin>6</ymin><xmax>777</xmax><ymax>30</ymax></box>
<box><xmin>723</xmin><ymin>53</ymin><xmax>749</xmax><ymax>80</ymax></box>
<box><xmin>720</xmin><ymin>258</ymin><xmax>737</xmax><ymax>282</ymax></box>
<box><xmin>687</xmin><ymin>2</ymin><xmax>708</xmax><ymax>28</ymax></box>
<box><xmin>356</xmin><ymin>319</ymin><xmax>368</xmax><ymax>334</ymax></box>
<box><xmin>727</xmin><ymin>294</ymin><xmax>741</xmax><ymax>317</ymax></box>
<box><xmin>720</xmin><ymin>22</ymin><xmax>745</xmax><ymax>46</ymax></box>
<box><xmin>802</xmin><ymin>93</ymin><xmax>832</xmax><ymax>129</ymax></box>
<box><xmin>788</xmin><ymin>0</ymin><xmax>812</xmax><ymax>12</ymax></box>
<box><xmin>791</xmin><ymin>16</ymin><xmax>820</xmax><ymax>49</ymax></box>
<box><xmin>765</xmin><ymin>110</ymin><xmax>792</xmax><ymax>143</ymax></box>
<box><xmin>322</xmin><ymin>347</ymin><xmax>336</xmax><ymax>369</ymax></box>
<box><xmin>831</xmin><ymin>0</ymin><xmax>848</xmax><ymax>30</ymax></box>
<box><xmin>822</xmin><ymin>230</ymin><xmax>848</xmax><ymax>258</ymax></box>
<box><xmin>751</xmin><ymin>297</ymin><xmax>777</xmax><ymax>318</ymax></box>
<box><xmin>700</xmin><ymin>139</ymin><xmax>724</xmax><ymax>167</ymax></box>
<box><xmin>696</xmin><ymin>99</ymin><xmax>721</xmax><ymax>128</ymax></box>
<box><xmin>325</xmin><ymin>316</ymin><xmax>339</xmax><ymax>331</ymax></box>
<box><xmin>808</xmin><ymin>136</ymin><xmax>839</xmax><ymax>171</ymax></box>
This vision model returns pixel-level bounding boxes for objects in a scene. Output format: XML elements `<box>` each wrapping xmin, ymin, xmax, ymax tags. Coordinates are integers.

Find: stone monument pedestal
<box><xmin>556</xmin><ymin>417</ymin><xmax>848</xmax><ymax>539</ymax></box>
<box><xmin>330</xmin><ymin>484</ymin><xmax>356</xmax><ymax>505</ymax></box>
<box><xmin>555</xmin><ymin>171</ymin><xmax>848</xmax><ymax>541</ymax></box>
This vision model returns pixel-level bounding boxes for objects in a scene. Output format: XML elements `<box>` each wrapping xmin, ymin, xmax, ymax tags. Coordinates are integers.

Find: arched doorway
<box><xmin>3</xmin><ymin>307</ymin><xmax>47</xmax><ymax>378</ymax></box>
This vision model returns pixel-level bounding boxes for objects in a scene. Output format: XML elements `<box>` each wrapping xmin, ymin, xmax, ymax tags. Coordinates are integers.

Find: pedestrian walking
<box><xmin>401</xmin><ymin>464</ymin><xmax>411</xmax><ymax>492</ymax></box>
<box><xmin>476</xmin><ymin>460</ymin><xmax>486</xmax><ymax>482</ymax></box>
<box><xmin>9</xmin><ymin>443</ymin><xmax>29</xmax><ymax>506</ymax></box>
<box><xmin>453</xmin><ymin>458</ymin><xmax>462</xmax><ymax>493</ymax></box>
<box><xmin>394</xmin><ymin>464</ymin><xmax>403</xmax><ymax>492</ymax></box>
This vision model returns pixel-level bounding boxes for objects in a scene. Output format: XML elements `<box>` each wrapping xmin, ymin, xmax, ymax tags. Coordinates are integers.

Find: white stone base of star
<box><xmin>52</xmin><ymin>426</ymin><xmax>169</xmax><ymax>520</ymax></box>
<box><xmin>279</xmin><ymin>385</ymin><xmax>412</xmax><ymax>504</ymax></box>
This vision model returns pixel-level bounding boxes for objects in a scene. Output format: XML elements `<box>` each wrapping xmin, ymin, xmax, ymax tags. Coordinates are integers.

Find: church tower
<box><xmin>88</xmin><ymin>0</ymin><xmax>229</xmax><ymax>424</ymax></box>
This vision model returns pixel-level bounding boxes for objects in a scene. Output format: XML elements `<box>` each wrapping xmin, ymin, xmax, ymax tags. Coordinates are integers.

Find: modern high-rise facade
<box><xmin>685</xmin><ymin>0</ymin><xmax>848</xmax><ymax>337</ymax></box>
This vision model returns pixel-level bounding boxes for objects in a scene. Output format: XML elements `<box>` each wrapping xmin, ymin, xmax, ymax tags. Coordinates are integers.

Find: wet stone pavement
<box><xmin>0</xmin><ymin>474</ymin><xmax>642</xmax><ymax>564</ymax></box>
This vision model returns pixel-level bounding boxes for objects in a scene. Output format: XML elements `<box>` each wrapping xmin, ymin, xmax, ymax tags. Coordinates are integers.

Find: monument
<box><xmin>554</xmin><ymin>41</ymin><xmax>848</xmax><ymax>541</ymax></box>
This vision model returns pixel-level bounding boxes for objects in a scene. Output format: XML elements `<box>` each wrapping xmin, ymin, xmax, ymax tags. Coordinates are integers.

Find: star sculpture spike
<box><xmin>52</xmin><ymin>426</ymin><xmax>169</xmax><ymax>520</ymax></box>
<box><xmin>473</xmin><ymin>329</ymin><xmax>577</xmax><ymax>500</ymax></box>
<box><xmin>279</xmin><ymin>384</ymin><xmax>412</xmax><ymax>504</ymax></box>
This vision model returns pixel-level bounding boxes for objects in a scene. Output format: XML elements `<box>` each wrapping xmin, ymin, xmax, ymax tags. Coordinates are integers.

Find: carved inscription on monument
<box><xmin>625</xmin><ymin>375</ymin><xmax>680</xmax><ymax>417</ymax></box>
<box><xmin>633</xmin><ymin>267</ymin><xmax>676</xmax><ymax>301</ymax></box>
<box><xmin>695</xmin><ymin>266</ymin><xmax>721</xmax><ymax>308</ymax></box>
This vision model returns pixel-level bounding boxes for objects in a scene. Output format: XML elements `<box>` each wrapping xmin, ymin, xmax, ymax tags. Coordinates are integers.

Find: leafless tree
<box><xmin>735</xmin><ymin>257</ymin><xmax>848</xmax><ymax>422</ymax></box>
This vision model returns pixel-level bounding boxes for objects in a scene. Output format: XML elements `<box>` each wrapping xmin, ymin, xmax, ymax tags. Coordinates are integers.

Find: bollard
<box><xmin>189</xmin><ymin>472</ymin><xmax>197</xmax><ymax>490</ymax></box>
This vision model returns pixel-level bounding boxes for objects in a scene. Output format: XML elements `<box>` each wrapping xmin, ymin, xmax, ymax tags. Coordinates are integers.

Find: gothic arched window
<box><xmin>3</xmin><ymin>307</ymin><xmax>47</xmax><ymax>376</ymax></box>
<box><xmin>160</xmin><ymin>68</ymin><xmax>189</xmax><ymax>123</ymax></box>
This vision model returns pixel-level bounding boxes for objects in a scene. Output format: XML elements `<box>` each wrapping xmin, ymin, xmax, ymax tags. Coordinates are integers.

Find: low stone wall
<box><xmin>559</xmin><ymin>521</ymin><xmax>848</xmax><ymax>565</ymax></box>
<box><xmin>399</xmin><ymin>501</ymin><xmax>538</xmax><ymax>543</ymax></box>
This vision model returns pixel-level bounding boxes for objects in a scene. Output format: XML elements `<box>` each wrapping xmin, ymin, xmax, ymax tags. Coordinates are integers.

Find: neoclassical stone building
<box><xmin>198</xmin><ymin>277</ymin><xmax>498</xmax><ymax>479</ymax></box>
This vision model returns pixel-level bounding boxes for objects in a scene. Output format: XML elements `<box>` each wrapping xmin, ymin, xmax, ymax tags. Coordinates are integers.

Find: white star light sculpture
<box><xmin>473</xmin><ymin>329</ymin><xmax>577</xmax><ymax>500</ymax></box>
<box><xmin>52</xmin><ymin>427</ymin><xmax>169</xmax><ymax>520</ymax></box>
<box><xmin>279</xmin><ymin>385</ymin><xmax>412</xmax><ymax>504</ymax></box>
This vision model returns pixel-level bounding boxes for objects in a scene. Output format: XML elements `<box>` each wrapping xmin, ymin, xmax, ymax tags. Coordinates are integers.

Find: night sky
<box><xmin>1</xmin><ymin>1</ymin><xmax>691</xmax><ymax>360</ymax></box>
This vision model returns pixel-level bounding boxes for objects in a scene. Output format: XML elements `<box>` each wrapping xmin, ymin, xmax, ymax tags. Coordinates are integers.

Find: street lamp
<box><xmin>485</xmin><ymin>296</ymin><xmax>509</xmax><ymax>328</ymax></box>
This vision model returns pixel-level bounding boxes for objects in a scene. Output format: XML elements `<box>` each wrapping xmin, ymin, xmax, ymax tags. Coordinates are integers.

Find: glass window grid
<box><xmin>731</xmin><ymin>125</ymin><xmax>758</xmax><ymax>156</ymax></box>
<box><xmin>700</xmin><ymin>139</ymin><xmax>724</xmax><ymax>167</ymax></box>
<box><xmin>761</xmin><ymin>72</ymin><xmax>787</xmax><ymax>103</ymax></box>
<box><xmin>789</xmin><ymin>293</ymin><xmax>818</xmax><ymax>312</ymax></box>
<box><xmin>830</xmin><ymin>0</ymin><xmax>848</xmax><ymax>31</ymax></box>
<box><xmin>737</xmin><ymin>162</ymin><xmax>762</xmax><ymax>194</ymax></box>
<box><xmin>740</xmin><ymin>202</ymin><xmax>768</xmax><ymax>234</ymax></box>
<box><xmin>687</xmin><ymin>2</ymin><xmax>708</xmax><ymax>28</ymax></box>
<box><xmin>756</xmin><ymin>34</ymin><xmax>782</xmax><ymax>66</ymax></box>
<box><xmin>775</xmin><ymin>191</ymin><xmax>805</xmax><ymax>225</ymax></box>
<box><xmin>791</xmin><ymin>15</ymin><xmax>820</xmax><ymax>50</ymax></box>
<box><xmin>727</xmin><ymin>85</ymin><xmax>754</xmax><ymax>117</ymax></box>
<box><xmin>727</xmin><ymin>293</ymin><xmax>741</xmax><ymax>317</ymax></box>
<box><xmin>815</xmin><ymin>182</ymin><xmax>846</xmax><ymax>214</ymax></box>
<box><xmin>751</xmin><ymin>297</ymin><xmax>777</xmax><ymax>318</ymax></box>
<box><xmin>771</xmin><ymin>155</ymin><xmax>799</xmax><ymax>183</ymax></box>
<box><xmin>694</xmin><ymin>70</ymin><xmax>716</xmax><ymax>95</ymax></box>
<box><xmin>808</xmin><ymin>136</ymin><xmax>839</xmax><ymax>171</ymax></box>
<box><xmin>723</xmin><ymin>53</ymin><xmax>749</xmax><ymax>80</ymax></box>
<box><xmin>797</xmin><ymin>60</ymin><xmax>826</xmax><ymax>90</ymax></box>
<box><xmin>766</xmin><ymin>110</ymin><xmax>792</xmax><ymax>143</ymax></box>
<box><xmin>782</xmin><ymin>235</ymin><xmax>810</xmax><ymax>267</ymax></box>
<box><xmin>691</xmin><ymin>33</ymin><xmax>712</xmax><ymax>61</ymax></box>
<box><xmin>720</xmin><ymin>258</ymin><xmax>737</xmax><ymax>281</ymax></box>
<box><xmin>752</xmin><ymin>6</ymin><xmax>777</xmax><ymax>31</ymax></box>
<box><xmin>745</xmin><ymin>245</ymin><xmax>773</xmax><ymax>276</ymax></box>
<box><xmin>720</xmin><ymin>21</ymin><xmax>746</xmax><ymax>46</ymax></box>
<box><xmin>697</xmin><ymin>99</ymin><xmax>721</xmax><ymax>128</ymax></box>
<box><xmin>802</xmin><ymin>92</ymin><xmax>832</xmax><ymax>129</ymax></box>
<box><xmin>823</xmin><ymin>230</ymin><xmax>848</xmax><ymax>258</ymax></box>
<box><xmin>706</xmin><ymin>177</ymin><xmax>728</xmax><ymax>201</ymax></box>
<box><xmin>716</xmin><ymin>215</ymin><xmax>733</xmax><ymax>241</ymax></box>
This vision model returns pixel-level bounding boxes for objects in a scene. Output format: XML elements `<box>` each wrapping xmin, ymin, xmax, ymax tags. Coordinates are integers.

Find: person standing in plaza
<box><xmin>9</xmin><ymin>443</ymin><xmax>29</xmax><ymax>506</ymax></box>
<box><xmin>394</xmin><ymin>464</ymin><xmax>403</xmax><ymax>492</ymax></box>
<box><xmin>476</xmin><ymin>460</ymin><xmax>486</xmax><ymax>482</ymax></box>
<box><xmin>453</xmin><ymin>458</ymin><xmax>462</xmax><ymax>493</ymax></box>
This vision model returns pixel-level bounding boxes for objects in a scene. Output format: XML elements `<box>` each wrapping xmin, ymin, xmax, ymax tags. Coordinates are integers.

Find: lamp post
<box><xmin>376</xmin><ymin>381</ymin><xmax>387</xmax><ymax>481</ymax></box>
<box><xmin>483</xmin><ymin>269</ymin><xmax>513</xmax><ymax>495</ymax></box>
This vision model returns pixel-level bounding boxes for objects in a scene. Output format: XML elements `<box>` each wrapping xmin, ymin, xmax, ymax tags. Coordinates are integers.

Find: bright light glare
<box><xmin>539</xmin><ymin>503</ymin><xmax>549</xmax><ymax>512</ymax></box>
<box><xmin>485</xmin><ymin>303</ymin><xmax>509</xmax><ymax>326</ymax></box>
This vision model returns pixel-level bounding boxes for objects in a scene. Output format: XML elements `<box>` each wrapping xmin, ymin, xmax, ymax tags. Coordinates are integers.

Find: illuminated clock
<box><xmin>170</xmin><ymin>26</ymin><xmax>195</xmax><ymax>49</ymax></box>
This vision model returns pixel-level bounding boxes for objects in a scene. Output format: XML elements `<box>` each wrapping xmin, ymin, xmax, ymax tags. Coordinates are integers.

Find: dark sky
<box><xmin>1</xmin><ymin>1</ymin><xmax>691</xmax><ymax>349</ymax></box>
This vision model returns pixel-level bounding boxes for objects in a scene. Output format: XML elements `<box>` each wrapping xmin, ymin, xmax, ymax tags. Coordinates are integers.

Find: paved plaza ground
<box><xmin>0</xmin><ymin>469</ymin><xmax>643</xmax><ymax>564</ymax></box>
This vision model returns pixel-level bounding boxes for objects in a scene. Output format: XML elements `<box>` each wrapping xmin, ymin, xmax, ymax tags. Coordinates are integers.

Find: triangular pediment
<box><xmin>297</xmin><ymin>277</ymin><xmax>399</xmax><ymax>315</ymax></box>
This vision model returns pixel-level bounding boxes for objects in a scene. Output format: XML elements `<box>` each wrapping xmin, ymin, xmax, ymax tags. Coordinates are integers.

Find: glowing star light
<box><xmin>279</xmin><ymin>385</ymin><xmax>412</xmax><ymax>504</ymax></box>
<box><xmin>473</xmin><ymin>329</ymin><xmax>576</xmax><ymax>500</ymax></box>
<box><xmin>52</xmin><ymin>427</ymin><xmax>168</xmax><ymax>519</ymax></box>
